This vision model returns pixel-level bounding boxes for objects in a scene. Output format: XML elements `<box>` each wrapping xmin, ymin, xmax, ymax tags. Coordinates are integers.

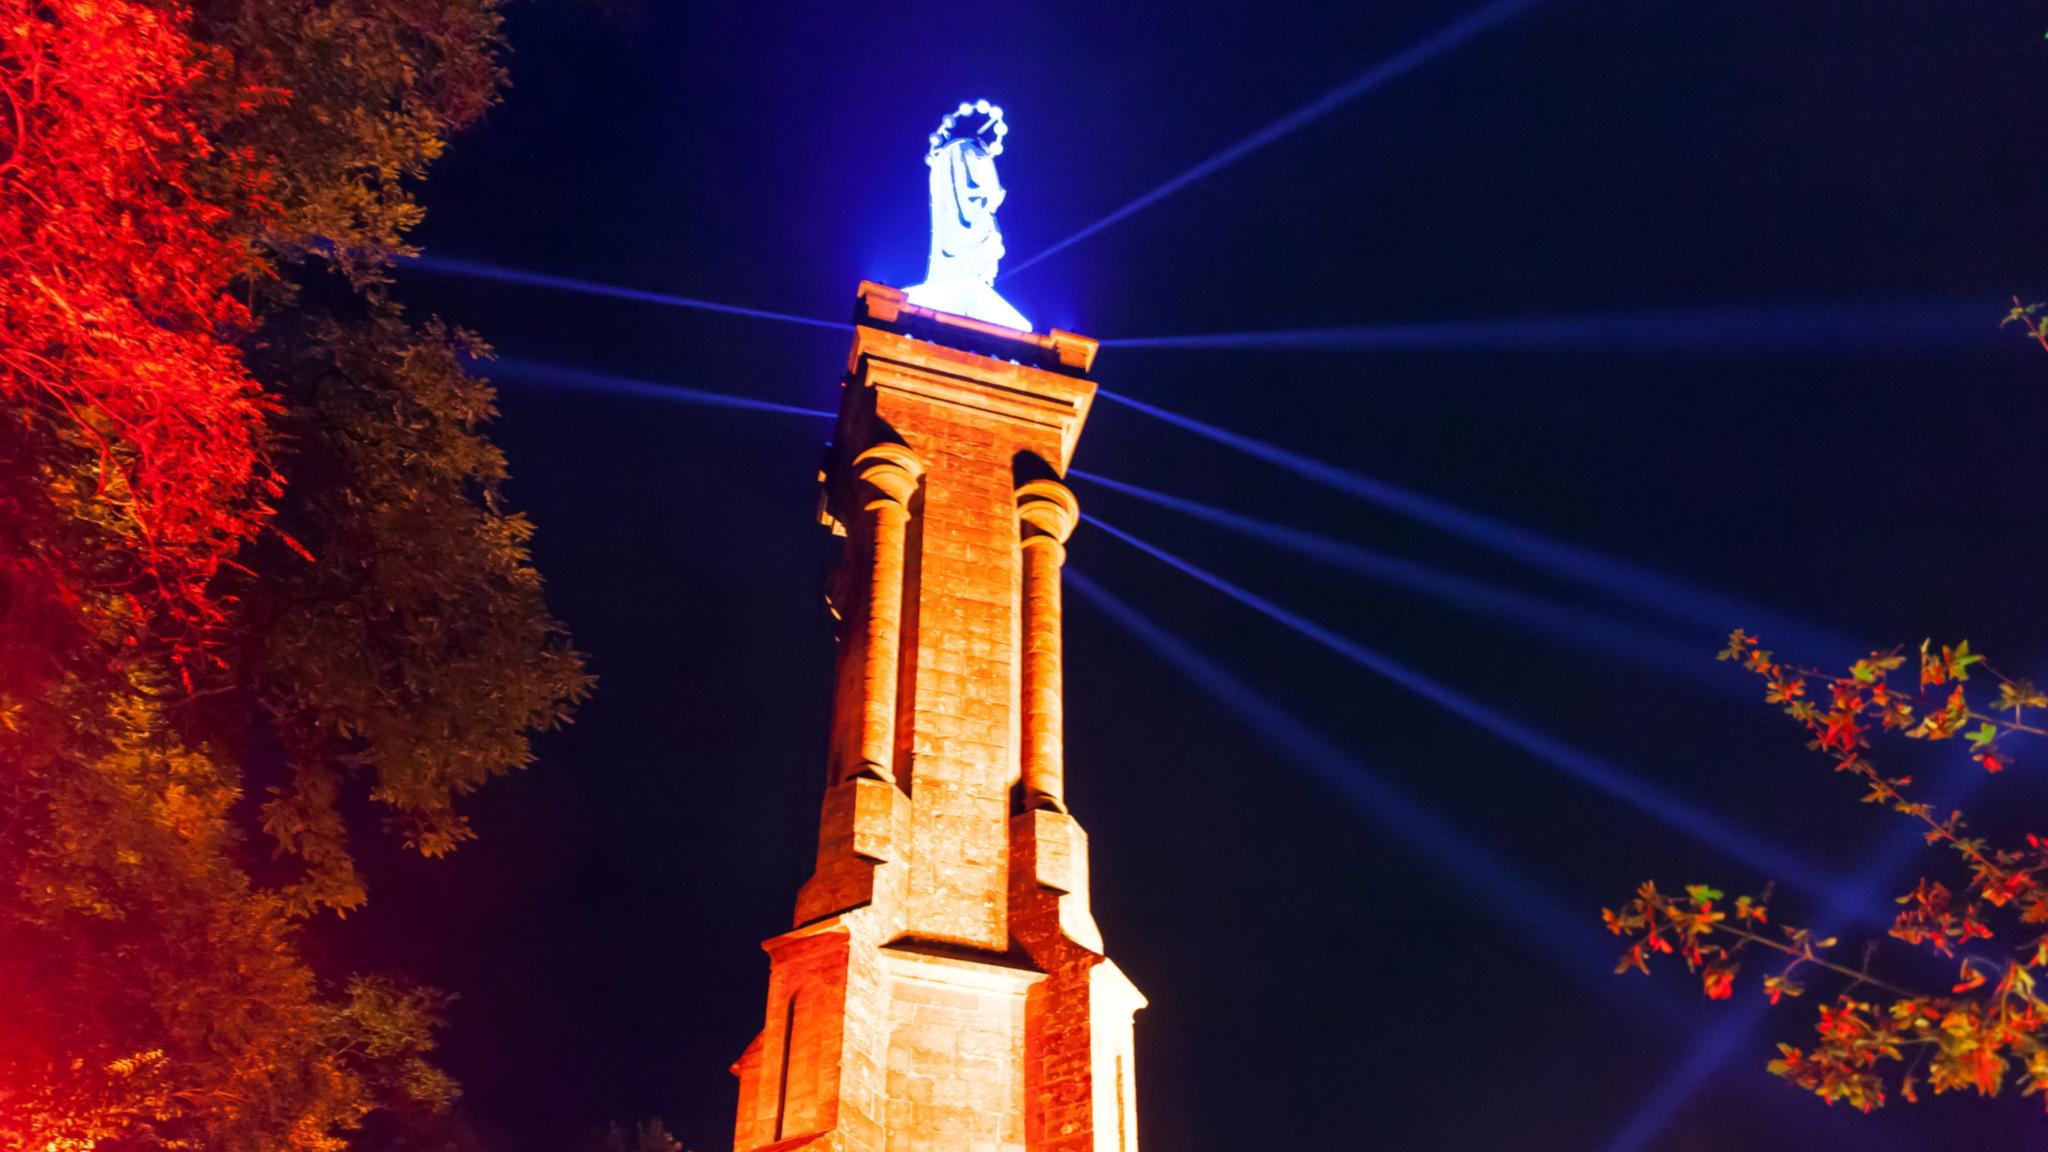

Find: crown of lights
<box><xmin>926</xmin><ymin>99</ymin><xmax>1009</xmax><ymax>158</ymax></box>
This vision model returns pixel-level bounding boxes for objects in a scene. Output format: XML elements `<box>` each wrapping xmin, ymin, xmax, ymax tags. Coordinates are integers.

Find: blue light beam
<box><xmin>1086</xmin><ymin>513</ymin><xmax>1841</xmax><ymax>898</ymax></box>
<box><xmin>1101</xmin><ymin>300</ymin><xmax>1998</xmax><ymax>353</ymax></box>
<box><xmin>1095</xmin><ymin>388</ymin><xmax>1854</xmax><ymax>662</ymax></box>
<box><xmin>410</xmin><ymin>254</ymin><xmax>851</xmax><ymax>333</ymax></box>
<box><xmin>1071</xmin><ymin>468</ymin><xmax>1711</xmax><ymax>682</ymax></box>
<box><xmin>486</xmin><ymin>357</ymin><xmax>837</xmax><ymax>420</ymax></box>
<box><xmin>1068</xmin><ymin>567</ymin><xmax>1679</xmax><ymax>1010</ymax></box>
<box><xmin>1000</xmin><ymin>0</ymin><xmax>1545</xmax><ymax>280</ymax></box>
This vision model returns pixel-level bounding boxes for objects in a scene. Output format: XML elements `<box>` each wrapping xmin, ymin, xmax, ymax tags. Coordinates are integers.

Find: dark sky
<box><xmin>333</xmin><ymin>2</ymin><xmax>2048</xmax><ymax>1149</ymax></box>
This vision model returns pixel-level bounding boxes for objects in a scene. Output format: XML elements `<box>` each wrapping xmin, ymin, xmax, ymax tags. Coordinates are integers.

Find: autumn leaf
<box><xmin>1766</xmin><ymin>675</ymin><xmax>1808</xmax><ymax>705</ymax></box>
<box><xmin>1949</xmin><ymin>641</ymin><xmax>1984</xmax><ymax>679</ymax></box>
<box><xmin>1996</xmin><ymin>679</ymin><xmax>2048</xmax><ymax>716</ymax></box>
<box><xmin>1703</xmin><ymin>963</ymin><xmax>1738</xmax><ymax>1000</ymax></box>
<box><xmin>1764</xmin><ymin>975</ymin><xmax>1804</xmax><ymax>1005</ymax></box>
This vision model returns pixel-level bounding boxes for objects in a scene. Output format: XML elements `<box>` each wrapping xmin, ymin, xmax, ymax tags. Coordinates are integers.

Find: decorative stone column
<box><xmin>850</xmin><ymin>443</ymin><xmax>922</xmax><ymax>785</ymax></box>
<box><xmin>1016</xmin><ymin>479</ymin><xmax>1079</xmax><ymax>813</ymax></box>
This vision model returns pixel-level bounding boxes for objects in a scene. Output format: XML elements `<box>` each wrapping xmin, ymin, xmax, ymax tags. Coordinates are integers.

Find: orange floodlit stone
<box><xmin>731</xmin><ymin>284</ymin><xmax>1143</xmax><ymax>1152</ymax></box>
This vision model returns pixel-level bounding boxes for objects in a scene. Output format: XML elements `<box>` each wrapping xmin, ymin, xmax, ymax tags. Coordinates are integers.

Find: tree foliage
<box><xmin>238</xmin><ymin>304</ymin><xmax>591</xmax><ymax>915</ymax></box>
<box><xmin>1609</xmin><ymin>630</ymin><xmax>2048</xmax><ymax>1112</ymax></box>
<box><xmin>0</xmin><ymin>0</ymin><xmax>276</xmax><ymax>686</ymax></box>
<box><xmin>183</xmin><ymin>0</ymin><xmax>505</xmax><ymax>278</ymax></box>
<box><xmin>0</xmin><ymin>0</ymin><xmax>586</xmax><ymax>1147</ymax></box>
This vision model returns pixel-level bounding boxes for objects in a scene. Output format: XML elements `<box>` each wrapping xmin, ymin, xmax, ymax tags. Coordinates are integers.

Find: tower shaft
<box><xmin>732</xmin><ymin>284</ymin><xmax>1143</xmax><ymax>1152</ymax></box>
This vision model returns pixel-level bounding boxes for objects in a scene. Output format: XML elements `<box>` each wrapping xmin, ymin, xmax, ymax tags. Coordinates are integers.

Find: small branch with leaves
<box><xmin>1607</xmin><ymin>632</ymin><xmax>2048</xmax><ymax>1112</ymax></box>
<box><xmin>2005</xmin><ymin>296</ymin><xmax>2048</xmax><ymax>354</ymax></box>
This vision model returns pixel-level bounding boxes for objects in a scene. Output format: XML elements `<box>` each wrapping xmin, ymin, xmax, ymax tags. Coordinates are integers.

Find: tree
<box><xmin>0</xmin><ymin>0</ymin><xmax>587</xmax><ymax>1147</ymax></box>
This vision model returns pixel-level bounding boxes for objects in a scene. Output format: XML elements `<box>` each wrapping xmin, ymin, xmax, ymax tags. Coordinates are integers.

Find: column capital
<box><xmin>853</xmin><ymin>443</ymin><xmax>924</xmax><ymax>508</ymax></box>
<box><xmin>1015</xmin><ymin>479</ymin><xmax>1079</xmax><ymax>545</ymax></box>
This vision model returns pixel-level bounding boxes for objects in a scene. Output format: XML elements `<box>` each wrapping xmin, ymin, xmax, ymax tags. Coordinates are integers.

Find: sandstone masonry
<box><xmin>731</xmin><ymin>283</ymin><xmax>1144</xmax><ymax>1152</ymax></box>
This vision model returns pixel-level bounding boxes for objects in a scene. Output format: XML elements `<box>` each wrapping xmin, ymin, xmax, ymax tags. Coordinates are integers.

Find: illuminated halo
<box><xmin>925</xmin><ymin>98</ymin><xmax>1009</xmax><ymax>158</ymax></box>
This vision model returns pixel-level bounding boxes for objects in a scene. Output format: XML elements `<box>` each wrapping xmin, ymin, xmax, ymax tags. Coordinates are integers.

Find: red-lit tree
<box><xmin>0</xmin><ymin>1</ymin><xmax>586</xmax><ymax>1147</ymax></box>
<box><xmin>0</xmin><ymin>0</ymin><xmax>276</xmax><ymax>691</ymax></box>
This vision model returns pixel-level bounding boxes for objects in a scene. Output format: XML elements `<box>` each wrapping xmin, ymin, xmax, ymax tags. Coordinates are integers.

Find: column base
<box><xmin>796</xmin><ymin>776</ymin><xmax>911</xmax><ymax>927</ymax></box>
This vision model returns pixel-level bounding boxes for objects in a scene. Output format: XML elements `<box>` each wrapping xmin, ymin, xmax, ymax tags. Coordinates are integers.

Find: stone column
<box><xmin>850</xmin><ymin>444</ymin><xmax>922</xmax><ymax>785</ymax></box>
<box><xmin>1016</xmin><ymin>479</ymin><xmax>1079</xmax><ymax>813</ymax></box>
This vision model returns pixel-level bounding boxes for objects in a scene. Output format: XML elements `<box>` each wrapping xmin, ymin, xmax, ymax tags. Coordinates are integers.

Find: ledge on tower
<box><xmin>856</xmin><ymin>281</ymin><xmax>1097</xmax><ymax>377</ymax></box>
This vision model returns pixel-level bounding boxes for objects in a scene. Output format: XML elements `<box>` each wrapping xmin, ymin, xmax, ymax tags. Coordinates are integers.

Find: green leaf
<box><xmin>1949</xmin><ymin>640</ymin><xmax>1983</xmax><ymax>681</ymax></box>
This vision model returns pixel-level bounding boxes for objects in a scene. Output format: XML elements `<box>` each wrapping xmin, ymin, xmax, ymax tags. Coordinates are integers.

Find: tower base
<box><xmin>733</xmin><ymin>811</ymin><xmax>1143</xmax><ymax>1152</ymax></box>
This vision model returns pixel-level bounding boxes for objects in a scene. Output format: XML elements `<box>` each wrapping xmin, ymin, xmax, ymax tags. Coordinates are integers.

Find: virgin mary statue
<box><xmin>904</xmin><ymin>101</ymin><xmax>1031</xmax><ymax>332</ymax></box>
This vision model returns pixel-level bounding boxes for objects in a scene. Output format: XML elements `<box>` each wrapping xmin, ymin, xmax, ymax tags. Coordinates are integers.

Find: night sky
<box><xmin>329</xmin><ymin>3</ymin><xmax>2048</xmax><ymax>1149</ymax></box>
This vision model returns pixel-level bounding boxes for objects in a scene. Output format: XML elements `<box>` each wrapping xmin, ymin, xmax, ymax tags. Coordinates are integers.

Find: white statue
<box><xmin>905</xmin><ymin>100</ymin><xmax>1031</xmax><ymax>332</ymax></box>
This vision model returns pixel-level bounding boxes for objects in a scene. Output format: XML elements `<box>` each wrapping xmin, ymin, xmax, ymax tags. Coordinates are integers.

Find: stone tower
<box><xmin>730</xmin><ymin>283</ymin><xmax>1144</xmax><ymax>1152</ymax></box>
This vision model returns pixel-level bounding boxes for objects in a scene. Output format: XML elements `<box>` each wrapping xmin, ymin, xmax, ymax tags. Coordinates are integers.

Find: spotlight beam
<box><xmin>409</xmin><ymin>254</ymin><xmax>851</xmax><ymax>333</ymax></box>
<box><xmin>487</xmin><ymin>357</ymin><xmax>837</xmax><ymax>419</ymax></box>
<box><xmin>1071</xmin><ymin>468</ymin><xmax>1712</xmax><ymax>682</ymax></box>
<box><xmin>1068</xmin><ymin>567</ymin><xmax>1684</xmax><ymax>1016</ymax></box>
<box><xmin>1100</xmin><ymin>300</ymin><xmax>1997</xmax><ymax>353</ymax></box>
<box><xmin>1087</xmin><ymin>513</ymin><xmax>1840</xmax><ymax>897</ymax></box>
<box><xmin>1000</xmin><ymin>0</ymin><xmax>1544</xmax><ymax>280</ymax></box>
<box><xmin>1095</xmin><ymin>387</ymin><xmax>1854</xmax><ymax>662</ymax></box>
